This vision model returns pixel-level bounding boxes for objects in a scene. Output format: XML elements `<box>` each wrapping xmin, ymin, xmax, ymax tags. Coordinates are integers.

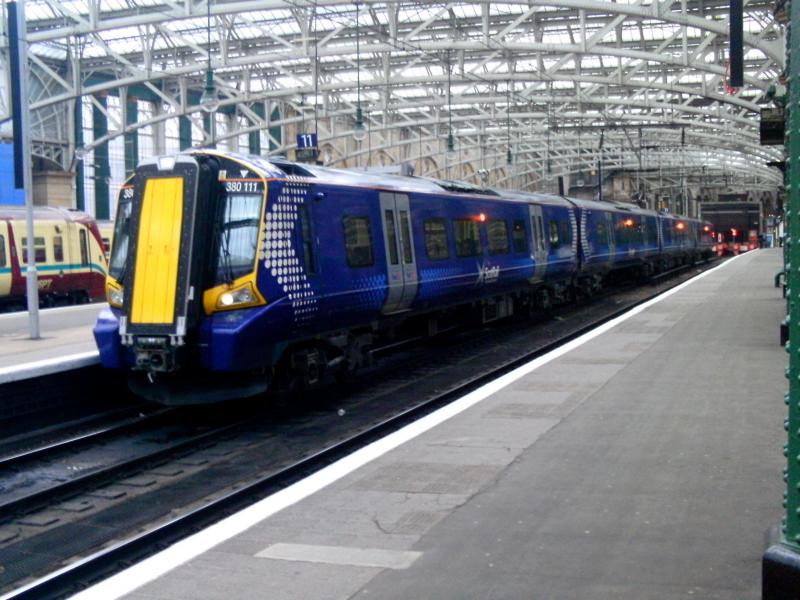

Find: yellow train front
<box><xmin>94</xmin><ymin>150</ymin><xmax>283</xmax><ymax>403</ymax></box>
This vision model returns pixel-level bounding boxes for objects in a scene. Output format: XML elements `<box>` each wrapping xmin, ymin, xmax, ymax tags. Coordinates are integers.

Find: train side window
<box><xmin>549</xmin><ymin>221</ymin><xmax>560</xmax><ymax>248</ymax></box>
<box><xmin>662</xmin><ymin>223</ymin><xmax>672</xmax><ymax>244</ymax></box>
<box><xmin>453</xmin><ymin>219</ymin><xmax>480</xmax><ymax>257</ymax></box>
<box><xmin>53</xmin><ymin>236</ymin><xmax>64</xmax><ymax>262</ymax></box>
<box><xmin>512</xmin><ymin>220</ymin><xmax>528</xmax><ymax>253</ymax></box>
<box><xmin>343</xmin><ymin>216</ymin><xmax>374</xmax><ymax>267</ymax></box>
<box><xmin>21</xmin><ymin>237</ymin><xmax>46</xmax><ymax>263</ymax></box>
<box><xmin>399</xmin><ymin>210</ymin><xmax>413</xmax><ymax>264</ymax></box>
<box><xmin>79</xmin><ymin>229</ymin><xmax>89</xmax><ymax>265</ymax></box>
<box><xmin>487</xmin><ymin>220</ymin><xmax>509</xmax><ymax>255</ymax></box>
<box><xmin>616</xmin><ymin>219</ymin><xmax>629</xmax><ymax>245</ymax></box>
<box><xmin>0</xmin><ymin>235</ymin><xmax>5</xmax><ymax>267</ymax></box>
<box><xmin>646</xmin><ymin>220</ymin><xmax>657</xmax><ymax>244</ymax></box>
<box><xmin>560</xmin><ymin>219</ymin><xmax>572</xmax><ymax>246</ymax></box>
<box><xmin>424</xmin><ymin>218</ymin><xmax>449</xmax><ymax>260</ymax></box>
<box><xmin>383</xmin><ymin>210</ymin><xmax>399</xmax><ymax>265</ymax></box>
<box><xmin>299</xmin><ymin>205</ymin><xmax>316</xmax><ymax>275</ymax></box>
<box><xmin>596</xmin><ymin>219</ymin><xmax>607</xmax><ymax>244</ymax></box>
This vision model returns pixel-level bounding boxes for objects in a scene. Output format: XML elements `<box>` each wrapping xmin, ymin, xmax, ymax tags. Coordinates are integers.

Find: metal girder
<box><xmin>0</xmin><ymin>0</ymin><xmax>785</xmax><ymax>188</ymax></box>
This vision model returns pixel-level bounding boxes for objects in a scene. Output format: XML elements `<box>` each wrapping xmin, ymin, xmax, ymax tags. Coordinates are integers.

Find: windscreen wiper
<box><xmin>220</xmin><ymin>225</ymin><xmax>235</xmax><ymax>284</ymax></box>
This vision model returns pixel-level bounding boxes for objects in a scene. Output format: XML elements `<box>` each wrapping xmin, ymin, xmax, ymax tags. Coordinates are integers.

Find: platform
<box><xmin>79</xmin><ymin>249</ymin><xmax>785</xmax><ymax>600</ymax></box>
<box><xmin>0</xmin><ymin>303</ymin><xmax>103</xmax><ymax>383</ymax></box>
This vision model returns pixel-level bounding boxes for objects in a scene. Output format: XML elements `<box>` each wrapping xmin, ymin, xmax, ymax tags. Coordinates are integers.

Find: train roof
<box><xmin>180</xmin><ymin>152</ymin><xmax>697</xmax><ymax>221</ymax></box>
<box><xmin>493</xmin><ymin>190</ymin><xmax>573</xmax><ymax>208</ymax></box>
<box><xmin>0</xmin><ymin>205</ymin><xmax>95</xmax><ymax>223</ymax></box>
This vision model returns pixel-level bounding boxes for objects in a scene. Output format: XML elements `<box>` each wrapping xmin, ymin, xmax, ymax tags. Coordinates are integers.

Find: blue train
<box><xmin>93</xmin><ymin>150</ymin><xmax>714</xmax><ymax>404</ymax></box>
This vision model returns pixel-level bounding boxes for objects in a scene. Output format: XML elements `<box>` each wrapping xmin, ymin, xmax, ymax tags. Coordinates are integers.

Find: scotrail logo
<box><xmin>477</xmin><ymin>262</ymin><xmax>500</xmax><ymax>284</ymax></box>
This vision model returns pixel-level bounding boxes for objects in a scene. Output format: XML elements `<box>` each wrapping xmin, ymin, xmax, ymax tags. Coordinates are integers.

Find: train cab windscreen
<box><xmin>109</xmin><ymin>190</ymin><xmax>133</xmax><ymax>282</ymax></box>
<box><xmin>213</xmin><ymin>193</ymin><xmax>261</xmax><ymax>285</ymax></box>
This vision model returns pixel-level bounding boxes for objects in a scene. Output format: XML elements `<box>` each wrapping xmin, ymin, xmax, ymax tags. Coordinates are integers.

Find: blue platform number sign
<box><xmin>297</xmin><ymin>133</ymin><xmax>318</xmax><ymax>149</ymax></box>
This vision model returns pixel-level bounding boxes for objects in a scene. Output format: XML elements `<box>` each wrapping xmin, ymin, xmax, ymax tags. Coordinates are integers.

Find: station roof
<box><xmin>6</xmin><ymin>0</ymin><xmax>786</xmax><ymax>190</ymax></box>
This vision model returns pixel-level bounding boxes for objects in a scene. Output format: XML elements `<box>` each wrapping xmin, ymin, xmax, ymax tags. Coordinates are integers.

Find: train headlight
<box><xmin>106</xmin><ymin>281</ymin><xmax>124</xmax><ymax>308</ymax></box>
<box><xmin>215</xmin><ymin>282</ymin><xmax>259</xmax><ymax>310</ymax></box>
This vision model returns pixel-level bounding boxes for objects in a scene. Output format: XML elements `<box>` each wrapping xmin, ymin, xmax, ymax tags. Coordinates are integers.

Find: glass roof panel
<box><xmin>13</xmin><ymin>0</ymin><xmax>782</xmax><ymax>185</ymax></box>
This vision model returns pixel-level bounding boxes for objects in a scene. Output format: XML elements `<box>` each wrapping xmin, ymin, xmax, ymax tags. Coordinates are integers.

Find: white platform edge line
<box><xmin>0</xmin><ymin>351</ymin><xmax>100</xmax><ymax>384</ymax></box>
<box><xmin>5</xmin><ymin>255</ymin><xmax>743</xmax><ymax>600</ymax></box>
<box><xmin>0</xmin><ymin>303</ymin><xmax>107</xmax><ymax>322</ymax></box>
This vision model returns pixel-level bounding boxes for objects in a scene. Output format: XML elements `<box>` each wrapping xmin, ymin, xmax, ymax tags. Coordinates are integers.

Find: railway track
<box><xmin>0</xmin><ymin>407</ymin><xmax>260</xmax><ymax>524</ymax></box>
<box><xmin>1</xmin><ymin>259</ymin><xmax>721</xmax><ymax>599</ymax></box>
<box><xmin>0</xmin><ymin>405</ymin><xmax>160</xmax><ymax>461</ymax></box>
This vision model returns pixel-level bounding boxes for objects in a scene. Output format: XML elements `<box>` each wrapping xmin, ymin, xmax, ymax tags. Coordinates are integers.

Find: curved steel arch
<box><xmin>3</xmin><ymin>0</ymin><xmax>785</xmax><ymax>190</ymax></box>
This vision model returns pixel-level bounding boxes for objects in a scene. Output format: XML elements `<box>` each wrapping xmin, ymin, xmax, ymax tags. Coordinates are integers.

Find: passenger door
<box><xmin>0</xmin><ymin>222</ymin><xmax>10</xmax><ymax>297</ymax></box>
<box><xmin>604</xmin><ymin>212</ymin><xmax>616</xmax><ymax>266</ymax></box>
<box><xmin>528</xmin><ymin>205</ymin><xmax>548</xmax><ymax>281</ymax></box>
<box><xmin>379</xmin><ymin>192</ymin><xmax>418</xmax><ymax>313</ymax></box>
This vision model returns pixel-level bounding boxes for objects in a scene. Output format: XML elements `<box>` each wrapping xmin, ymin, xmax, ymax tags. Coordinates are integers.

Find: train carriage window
<box><xmin>343</xmin><ymin>216</ymin><xmax>374</xmax><ymax>267</ymax></box>
<box><xmin>53</xmin><ymin>236</ymin><xmax>64</xmax><ymax>262</ymax></box>
<box><xmin>549</xmin><ymin>221</ymin><xmax>560</xmax><ymax>248</ymax></box>
<box><xmin>487</xmin><ymin>220</ymin><xmax>509</xmax><ymax>255</ymax></box>
<box><xmin>399</xmin><ymin>211</ymin><xmax>413</xmax><ymax>264</ymax></box>
<box><xmin>453</xmin><ymin>219</ymin><xmax>481</xmax><ymax>257</ymax></box>
<box><xmin>646</xmin><ymin>219</ymin><xmax>657</xmax><ymax>245</ymax></box>
<box><xmin>560</xmin><ymin>219</ymin><xmax>572</xmax><ymax>246</ymax></box>
<box><xmin>616</xmin><ymin>218</ymin><xmax>630</xmax><ymax>245</ymax></box>
<box><xmin>0</xmin><ymin>235</ymin><xmax>5</xmax><ymax>267</ymax></box>
<box><xmin>662</xmin><ymin>223</ymin><xmax>672</xmax><ymax>244</ymax></box>
<box><xmin>299</xmin><ymin>205</ymin><xmax>316</xmax><ymax>275</ymax></box>
<box><xmin>424</xmin><ymin>218</ymin><xmax>449</xmax><ymax>260</ymax></box>
<box><xmin>596</xmin><ymin>219</ymin><xmax>608</xmax><ymax>245</ymax></box>
<box><xmin>636</xmin><ymin>222</ymin><xmax>646</xmax><ymax>244</ymax></box>
<box><xmin>79</xmin><ymin>230</ymin><xmax>89</xmax><ymax>265</ymax></box>
<box><xmin>383</xmin><ymin>210</ymin><xmax>399</xmax><ymax>265</ymax></box>
<box><xmin>512</xmin><ymin>220</ymin><xmax>528</xmax><ymax>253</ymax></box>
<box><xmin>21</xmin><ymin>237</ymin><xmax>47</xmax><ymax>263</ymax></box>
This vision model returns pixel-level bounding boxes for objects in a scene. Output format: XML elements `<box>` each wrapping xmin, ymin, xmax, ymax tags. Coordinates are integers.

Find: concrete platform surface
<box><xmin>0</xmin><ymin>303</ymin><xmax>103</xmax><ymax>375</ymax></box>
<box><xmin>113</xmin><ymin>249</ymin><xmax>785</xmax><ymax>600</ymax></box>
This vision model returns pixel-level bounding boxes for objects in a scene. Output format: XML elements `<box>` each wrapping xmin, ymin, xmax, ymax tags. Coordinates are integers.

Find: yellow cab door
<box><xmin>0</xmin><ymin>221</ymin><xmax>11</xmax><ymax>297</ymax></box>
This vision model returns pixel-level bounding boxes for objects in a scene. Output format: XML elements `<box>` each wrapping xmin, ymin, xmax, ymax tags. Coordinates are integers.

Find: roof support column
<box><xmin>203</xmin><ymin>112</ymin><xmax>215</xmax><ymax>149</ymax></box>
<box><xmin>92</xmin><ymin>95</ymin><xmax>110</xmax><ymax>220</ymax></box>
<box><xmin>74</xmin><ymin>98</ymin><xmax>84</xmax><ymax>211</ymax></box>
<box><xmin>179</xmin><ymin>115</ymin><xmax>192</xmax><ymax>150</ymax></box>
<box><xmin>124</xmin><ymin>93</ymin><xmax>138</xmax><ymax>175</ymax></box>
<box><xmin>249</xmin><ymin>102</ymin><xmax>264</xmax><ymax>155</ymax></box>
<box><xmin>763</xmin><ymin>0</ymin><xmax>800</xmax><ymax>593</ymax></box>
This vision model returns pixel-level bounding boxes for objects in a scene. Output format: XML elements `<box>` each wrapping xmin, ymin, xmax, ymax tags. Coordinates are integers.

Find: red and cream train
<box><xmin>0</xmin><ymin>206</ymin><xmax>107</xmax><ymax>309</ymax></box>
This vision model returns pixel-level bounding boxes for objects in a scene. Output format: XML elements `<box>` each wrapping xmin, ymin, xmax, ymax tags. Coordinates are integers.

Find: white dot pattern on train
<box><xmin>263</xmin><ymin>182</ymin><xmax>319</xmax><ymax>325</ymax></box>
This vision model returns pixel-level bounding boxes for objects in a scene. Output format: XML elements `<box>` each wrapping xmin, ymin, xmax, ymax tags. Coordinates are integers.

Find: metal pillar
<box><xmin>763</xmin><ymin>0</ymin><xmax>800</xmax><ymax>594</ymax></box>
<box><xmin>178</xmin><ymin>115</ymin><xmax>192</xmax><ymax>150</ymax></box>
<box><xmin>8</xmin><ymin>0</ymin><xmax>39</xmax><ymax>339</ymax></box>
<box><xmin>249</xmin><ymin>102</ymin><xmax>264</xmax><ymax>155</ymax></box>
<box><xmin>74</xmin><ymin>99</ymin><xmax>85</xmax><ymax>211</ymax></box>
<box><xmin>92</xmin><ymin>96</ymin><xmax>110</xmax><ymax>220</ymax></box>
<box><xmin>269</xmin><ymin>104</ymin><xmax>282</xmax><ymax>152</ymax></box>
<box><xmin>125</xmin><ymin>96</ymin><xmax>138</xmax><ymax>175</ymax></box>
<box><xmin>202</xmin><ymin>112</ymin><xmax>215</xmax><ymax>148</ymax></box>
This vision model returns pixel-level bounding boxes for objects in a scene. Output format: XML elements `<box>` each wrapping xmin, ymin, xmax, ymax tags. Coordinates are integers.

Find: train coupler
<box><xmin>131</xmin><ymin>336</ymin><xmax>180</xmax><ymax>373</ymax></box>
